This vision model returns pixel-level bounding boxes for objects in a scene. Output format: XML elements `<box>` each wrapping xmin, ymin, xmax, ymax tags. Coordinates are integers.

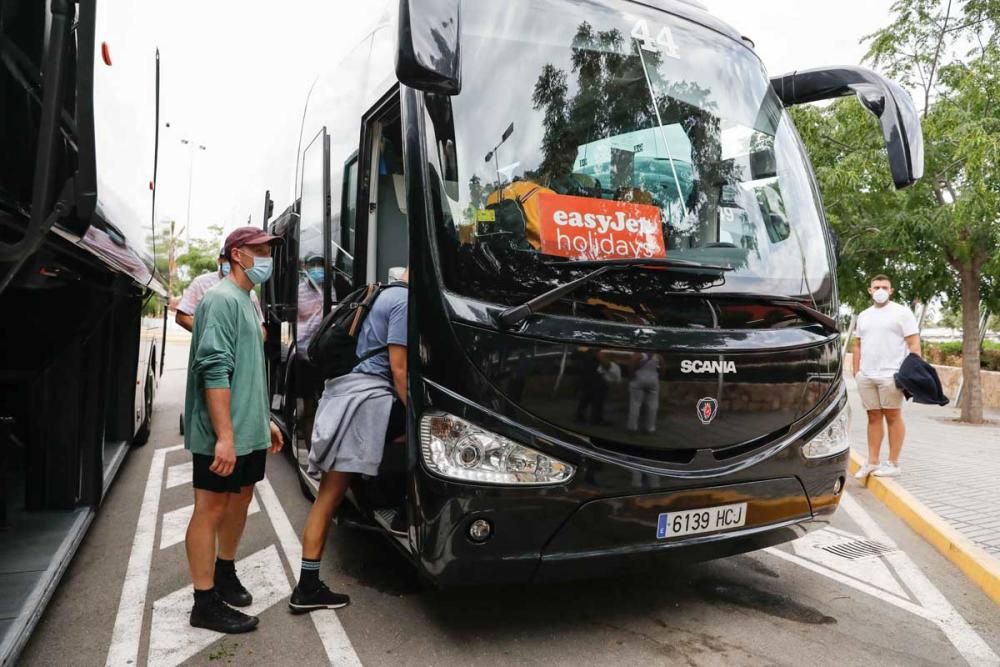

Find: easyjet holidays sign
<box><xmin>536</xmin><ymin>193</ymin><xmax>667</xmax><ymax>261</ymax></box>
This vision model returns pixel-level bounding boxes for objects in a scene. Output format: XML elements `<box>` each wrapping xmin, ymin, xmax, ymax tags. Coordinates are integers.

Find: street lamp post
<box><xmin>179</xmin><ymin>138</ymin><xmax>207</xmax><ymax>247</ymax></box>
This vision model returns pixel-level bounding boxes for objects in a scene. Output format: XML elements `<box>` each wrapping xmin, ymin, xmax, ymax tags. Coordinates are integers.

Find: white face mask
<box><xmin>872</xmin><ymin>288</ymin><xmax>890</xmax><ymax>305</ymax></box>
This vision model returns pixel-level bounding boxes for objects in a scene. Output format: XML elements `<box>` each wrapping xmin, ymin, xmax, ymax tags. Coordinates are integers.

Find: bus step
<box><xmin>334</xmin><ymin>504</ymin><xmax>379</xmax><ymax>533</ymax></box>
<box><xmin>372</xmin><ymin>507</ymin><xmax>407</xmax><ymax>536</ymax></box>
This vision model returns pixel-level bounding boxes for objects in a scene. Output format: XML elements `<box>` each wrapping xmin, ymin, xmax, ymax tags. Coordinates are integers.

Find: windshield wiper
<box><xmin>497</xmin><ymin>258</ymin><xmax>733</xmax><ymax>328</ymax></box>
<box><xmin>670</xmin><ymin>291</ymin><xmax>839</xmax><ymax>334</ymax></box>
<box><xmin>545</xmin><ymin>257</ymin><xmax>735</xmax><ymax>271</ymax></box>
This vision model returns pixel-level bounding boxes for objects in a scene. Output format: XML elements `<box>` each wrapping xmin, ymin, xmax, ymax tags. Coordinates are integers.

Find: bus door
<box><xmin>352</xmin><ymin>89</ymin><xmax>409</xmax><ymax>514</ymax></box>
<box><xmin>272</xmin><ymin>128</ymin><xmax>330</xmax><ymax>483</ymax></box>
<box><xmin>264</xmin><ymin>204</ymin><xmax>302</xmax><ymax>468</ymax></box>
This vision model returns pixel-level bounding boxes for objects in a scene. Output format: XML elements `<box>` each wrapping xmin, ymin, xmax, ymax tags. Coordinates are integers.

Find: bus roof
<box><xmin>635</xmin><ymin>0</ymin><xmax>751</xmax><ymax>47</ymax></box>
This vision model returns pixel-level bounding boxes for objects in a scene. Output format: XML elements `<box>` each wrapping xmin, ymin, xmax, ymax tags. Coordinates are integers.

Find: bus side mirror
<box><xmin>770</xmin><ymin>66</ymin><xmax>924</xmax><ymax>189</ymax></box>
<box><xmin>396</xmin><ymin>0</ymin><xmax>462</xmax><ymax>95</ymax></box>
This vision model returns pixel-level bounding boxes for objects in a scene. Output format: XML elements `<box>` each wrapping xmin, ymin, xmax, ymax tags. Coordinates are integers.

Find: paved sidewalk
<box><xmin>846</xmin><ymin>374</ymin><xmax>1000</xmax><ymax>556</ymax></box>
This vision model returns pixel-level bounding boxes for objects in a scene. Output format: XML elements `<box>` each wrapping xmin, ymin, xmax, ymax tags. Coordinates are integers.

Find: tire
<box><xmin>133</xmin><ymin>370</ymin><xmax>154</xmax><ymax>446</ymax></box>
<box><xmin>179</xmin><ymin>412</ymin><xmax>185</xmax><ymax>436</ymax></box>
<box><xmin>297</xmin><ymin>467</ymin><xmax>317</xmax><ymax>501</ymax></box>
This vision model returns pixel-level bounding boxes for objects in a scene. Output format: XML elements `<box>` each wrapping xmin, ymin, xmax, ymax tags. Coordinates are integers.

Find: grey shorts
<box><xmin>857</xmin><ymin>375</ymin><xmax>904</xmax><ymax>410</ymax></box>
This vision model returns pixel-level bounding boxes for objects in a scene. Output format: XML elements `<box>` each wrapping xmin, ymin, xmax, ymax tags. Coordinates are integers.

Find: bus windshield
<box><xmin>431</xmin><ymin>0</ymin><xmax>835</xmax><ymax>323</ymax></box>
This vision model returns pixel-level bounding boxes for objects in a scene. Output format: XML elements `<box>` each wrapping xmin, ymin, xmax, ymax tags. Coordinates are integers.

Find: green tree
<box><xmin>148</xmin><ymin>219</ymin><xmax>185</xmax><ymax>297</ymax></box>
<box><xmin>175</xmin><ymin>223</ymin><xmax>224</xmax><ymax>290</ymax></box>
<box><xmin>793</xmin><ymin>0</ymin><xmax>999</xmax><ymax>422</ymax></box>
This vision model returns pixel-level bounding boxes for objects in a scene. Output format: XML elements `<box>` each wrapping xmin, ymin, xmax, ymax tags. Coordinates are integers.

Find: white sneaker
<box><xmin>854</xmin><ymin>462</ymin><xmax>880</xmax><ymax>479</ymax></box>
<box><xmin>873</xmin><ymin>461</ymin><xmax>902</xmax><ymax>478</ymax></box>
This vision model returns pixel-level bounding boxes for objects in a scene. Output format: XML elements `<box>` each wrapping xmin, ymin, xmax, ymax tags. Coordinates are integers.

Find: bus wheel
<box><xmin>134</xmin><ymin>369</ymin><xmax>154</xmax><ymax>446</ymax></box>
<box><xmin>179</xmin><ymin>412</ymin><xmax>184</xmax><ymax>435</ymax></box>
<box><xmin>297</xmin><ymin>468</ymin><xmax>316</xmax><ymax>501</ymax></box>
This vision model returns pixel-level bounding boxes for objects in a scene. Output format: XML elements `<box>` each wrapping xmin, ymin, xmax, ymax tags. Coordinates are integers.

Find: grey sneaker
<box><xmin>873</xmin><ymin>461</ymin><xmax>902</xmax><ymax>478</ymax></box>
<box><xmin>854</xmin><ymin>462</ymin><xmax>880</xmax><ymax>479</ymax></box>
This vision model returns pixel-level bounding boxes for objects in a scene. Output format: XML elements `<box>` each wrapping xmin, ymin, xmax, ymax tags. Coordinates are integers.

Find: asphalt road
<box><xmin>19</xmin><ymin>342</ymin><xmax>1000</xmax><ymax>666</ymax></box>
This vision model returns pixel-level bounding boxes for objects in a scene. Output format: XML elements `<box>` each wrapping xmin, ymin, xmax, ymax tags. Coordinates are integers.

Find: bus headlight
<box><xmin>802</xmin><ymin>406</ymin><xmax>850</xmax><ymax>459</ymax></box>
<box><xmin>420</xmin><ymin>413</ymin><xmax>574</xmax><ymax>485</ymax></box>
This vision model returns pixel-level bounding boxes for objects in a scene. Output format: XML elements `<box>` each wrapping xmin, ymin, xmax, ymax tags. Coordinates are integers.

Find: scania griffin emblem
<box><xmin>697</xmin><ymin>397</ymin><xmax>719</xmax><ymax>424</ymax></box>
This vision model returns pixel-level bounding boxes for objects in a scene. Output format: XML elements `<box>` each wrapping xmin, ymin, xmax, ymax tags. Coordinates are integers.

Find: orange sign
<box><xmin>535</xmin><ymin>192</ymin><xmax>667</xmax><ymax>261</ymax></box>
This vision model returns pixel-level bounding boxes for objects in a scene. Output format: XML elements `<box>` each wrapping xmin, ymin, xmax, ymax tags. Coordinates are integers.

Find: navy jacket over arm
<box><xmin>894</xmin><ymin>353</ymin><xmax>949</xmax><ymax>406</ymax></box>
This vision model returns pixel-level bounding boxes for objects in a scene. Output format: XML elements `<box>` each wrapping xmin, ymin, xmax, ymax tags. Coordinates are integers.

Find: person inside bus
<box><xmin>294</xmin><ymin>252</ymin><xmax>327</xmax><ymax>469</ymax></box>
<box><xmin>176</xmin><ymin>246</ymin><xmax>265</xmax><ymax>335</ymax></box>
<box><xmin>296</xmin><ymin>252</ymin><xmax>326</xmax><ymax>351</ymax></box>
<box><xmin>183</xmin><ymin>227</ymin><xmax>285</xmax><ymax>634</ymax></box>
<box><xmin>289</xmin><ymin>269</ymin><xmax>409</xmax><ymax>614</ymax></box>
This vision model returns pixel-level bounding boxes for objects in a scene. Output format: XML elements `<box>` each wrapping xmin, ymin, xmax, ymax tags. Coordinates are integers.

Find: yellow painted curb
<box><xmin>849</xmin><ymin>450</ymin><xmax>1000</xmax><ymax>606</ymax></box>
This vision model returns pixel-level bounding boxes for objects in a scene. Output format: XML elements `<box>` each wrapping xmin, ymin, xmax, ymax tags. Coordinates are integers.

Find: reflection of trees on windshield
<box><xmin>434</xmin><ymin>3</ymin><xmax>835</xmax><ymax>316</ymax></box>
<box><xmin>530</xmin><ymin>24</ymin><xmax>659</xmax><ymax>184</ymax></box>
<box><xmin>464</xmin><ymin>21</ymin><xmax>744</xmax><ymax>257</ymax></box>
<box><xmin>526</xmin><ymin>22</ymin><xmax>740</xmax><ymax>233</ymax></box>
<box><xmin>444</xmin><ymin>21</ymin><xmax>752</xmax><ymax>319</ymax></box>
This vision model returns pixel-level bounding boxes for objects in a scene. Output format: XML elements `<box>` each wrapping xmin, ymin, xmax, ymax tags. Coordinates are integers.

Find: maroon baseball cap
<box><xmin>223</xmin><ymin>226</ymin><xmax>283</xmax><ymax>259</ymax></box>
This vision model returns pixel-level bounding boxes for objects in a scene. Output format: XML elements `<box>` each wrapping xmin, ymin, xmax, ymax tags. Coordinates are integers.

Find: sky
<box><xmin>136</xmin><ymin>0</ymin><xmax>896</xmax><ymax>247</ymax></box>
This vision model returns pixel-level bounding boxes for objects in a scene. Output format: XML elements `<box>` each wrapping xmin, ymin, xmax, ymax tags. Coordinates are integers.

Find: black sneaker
<box><xmin>288</xmin><ymin>581</ymin><xmax>351</xmax><ymax>614</ymax></box>
<box><xmin>215</xmin><ymin>566</ymin><xmax>253</xmax><ymax>607</ymax></box>
<box><xmin>190</xmin><ymin>591</ymin><xmax>259</xmax><ymax>633</ymax></box>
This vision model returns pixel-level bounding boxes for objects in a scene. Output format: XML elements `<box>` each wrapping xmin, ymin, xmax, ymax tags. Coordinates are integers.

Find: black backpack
<box><xmin>305</xmin><ymin>282</ymin><xmax>407</xmax><ymax>379</ymax></box>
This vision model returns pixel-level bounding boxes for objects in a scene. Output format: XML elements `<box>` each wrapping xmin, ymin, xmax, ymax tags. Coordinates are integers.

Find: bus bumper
<box><xmin>412</xmin><ymin>455</ymin><xmax>847</xmax><ymax>587</ymax></box>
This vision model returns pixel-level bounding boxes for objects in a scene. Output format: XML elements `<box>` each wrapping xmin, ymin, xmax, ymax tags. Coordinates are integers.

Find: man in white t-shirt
<box><xmin>852</xmin><ymin>274</ymin><xmax>921</xmax><ymax>479</ymax></box>
<box><xmin>176</xmin><ymin>248</ymin><xmax>264</xmax><ymax>333</ymax></box>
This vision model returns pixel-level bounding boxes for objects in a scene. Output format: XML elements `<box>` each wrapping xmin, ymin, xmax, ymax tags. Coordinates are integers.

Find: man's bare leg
<box><xmin>866</xmin><ymin>409</ymin><xmax>884</xmax><ymax>465</ymax></box>
<box><xmin>884</xmin><ymin>408</ymin><xmax>905</xmax><ymax>463</ymax></box>
<box><xmin>218</xmin><ymin>485</ymin><xmax>254</xmax><ymax>560</ymax></box>
<box><xmin>290</xmin><ymin>471</ymin><xmax>353</xmax><ymax>612</ymax></box>
<box><xmin>210</xmin><ymin>484</ymin><xmax>256</xmax><ymax>607</ymax></box>
<box><xmin>186</xmin><ymin>489</ymin><xmax>231</xmax><ymax>590</ymax></box>
<box><xmin>186</xmin><ymin>488</ymin><xmax>258</xmax><ymax>632</ymax></box>
<box><xmin>302</xmin><ymin>471</ymin><xmax>352</xmax><ymax>560</ymax></box>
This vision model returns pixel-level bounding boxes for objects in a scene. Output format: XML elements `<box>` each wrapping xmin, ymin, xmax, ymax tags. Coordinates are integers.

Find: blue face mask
<box><xmin>307</xmin><ymin>267</ymin><xmax>325</xmax><ymax>285</ymax></box>
<box><xmin>220</xmin><ymin>262</ymin><xmax>231</xmax><ymax>277</ymax></box>
<box><xmin>236</xmin><ymin>251</ymin><xmax>273</xmax><ymax>285</ymax></box>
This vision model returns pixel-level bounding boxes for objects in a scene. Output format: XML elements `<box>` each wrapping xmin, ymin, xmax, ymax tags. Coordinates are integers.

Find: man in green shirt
<box><xmin>184</xmin><ymin>226</ymin><xmax>284</xmax><ymax>634</ymax></box>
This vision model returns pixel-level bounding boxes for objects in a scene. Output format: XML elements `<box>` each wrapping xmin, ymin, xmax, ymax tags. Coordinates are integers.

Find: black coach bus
<box><xmin>0</xmin><ymin>0</ymin><xmax>163</xmax><ymax>659</ymax></box>
<box><xmin>265</xmin><ymin>0</ymin><xmax>923</xmax><ymax>586</ymax></box>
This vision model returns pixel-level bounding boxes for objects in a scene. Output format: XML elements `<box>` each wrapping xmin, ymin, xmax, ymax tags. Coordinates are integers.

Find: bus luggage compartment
<box><xmin>533</xmin><ymin>478</ymin><xmax>813</xmax><ymax>582</ymax></box>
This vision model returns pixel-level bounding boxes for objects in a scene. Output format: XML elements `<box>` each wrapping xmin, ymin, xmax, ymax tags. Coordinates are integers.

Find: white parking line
<box><xmin>106</xmin><ymin>445</ymin><xmax>183</xmax><ymax>667</ymax></box>
<box><xmin>159</xmin><ymin>497</ymin><xmax>260</xmax><ymax>550</ymax></box>
<box><xmin>769</xmin><ymin>493</ymin><xmax>999</xmax><ymax>666</ymax></box>
<box><xmin>840</xmin><ymin>493</ymin><xmax>999</xmax><ymax>666</ymax></box>
<box><xmin>767</xmin><ymin>545</ymin><xmax>932</xmax><ymax>620</ymax></box>
<box><xmin>256</xmin><ymin>478</ymin><xmax>362</xmax><ymax>667</ymax></box>
<box><xmin>147</xmin><ymin>545</ymin><xmax>290</xmax><ymax>667</ymax></box>
<box><xmin>789</xmin><ymin>525</ymin><xmax>910</xmax><ymax>597</ymax></box>
<box><xmin>165</xmin><ymin>462</ymin><xmax>192</xmax><ymax>490</ymax></box>
<box><xmin>106</xmin><ymin>447</ymin><xmax>363</xmax><ymax>666</ymax></box>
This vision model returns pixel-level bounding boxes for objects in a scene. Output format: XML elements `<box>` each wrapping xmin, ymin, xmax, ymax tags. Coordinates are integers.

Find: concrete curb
<box><xmin>849</xmin><ymin>450</ymin><xmax>1000</xmax><ymax>607</ymax></box>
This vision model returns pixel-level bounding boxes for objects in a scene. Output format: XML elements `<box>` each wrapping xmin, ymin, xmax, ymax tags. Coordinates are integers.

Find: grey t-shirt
<box><xmin>353</xmin><ymin>284</ymin><xmax>408</xmax><ymax>380</ymax></box>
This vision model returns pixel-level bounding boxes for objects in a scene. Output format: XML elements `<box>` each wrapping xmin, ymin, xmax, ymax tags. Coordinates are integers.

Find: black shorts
<box><xmin>192</xmin><ymin>449</ymin><xmax>267</xmax><ymax>494</ymax></box>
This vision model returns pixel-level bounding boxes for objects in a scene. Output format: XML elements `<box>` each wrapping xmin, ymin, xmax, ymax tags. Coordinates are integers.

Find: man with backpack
<box><xmin>288</xmin><ymin>270</ymin><xmax>409</xmax><ymax>613</ymax></box>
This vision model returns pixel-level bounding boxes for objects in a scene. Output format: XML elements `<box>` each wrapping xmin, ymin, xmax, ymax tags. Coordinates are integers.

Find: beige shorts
<box><xmin>856</xmin><ymin>375</ymin><xmax>904</xmax><ymax>410</ymax></box>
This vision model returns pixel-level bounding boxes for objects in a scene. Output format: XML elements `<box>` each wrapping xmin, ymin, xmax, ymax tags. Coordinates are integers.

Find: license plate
<box><xmin>656</xmin><ymin>502</ymin><xmax>748</xmax><ymax>539</ymax></box>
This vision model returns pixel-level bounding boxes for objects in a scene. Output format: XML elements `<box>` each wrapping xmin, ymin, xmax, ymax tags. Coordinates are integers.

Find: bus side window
<box><xmin>373</xmin><ymin>118</ymin><xmax>408</xmax><ymax>282</ymax></box>
<box><xmin>300</xmin><ymin>129</ymin><xmax>329</xmax><ymax>272</ymax></box>
<box><xmin>335</xmin><ymin>156</ymin><xmax>358</xmax><ymax>300</ymax></box>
